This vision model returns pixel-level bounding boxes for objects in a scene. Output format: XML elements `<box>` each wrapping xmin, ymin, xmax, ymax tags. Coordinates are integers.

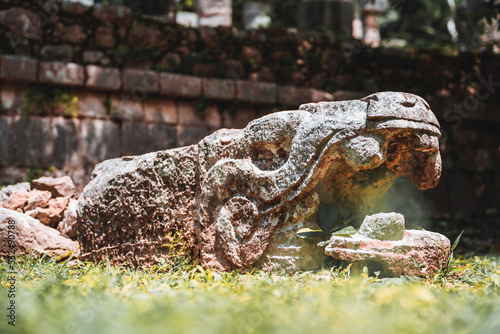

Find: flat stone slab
<box><xmin>325</xmin><ymin>229</ymin><xmax>450</xmax><ymax>277</ymax></box>
<box><xmin>0</xmin><ymin>208</ymin><xmax>80</xmax><ymax>259</ymax></box>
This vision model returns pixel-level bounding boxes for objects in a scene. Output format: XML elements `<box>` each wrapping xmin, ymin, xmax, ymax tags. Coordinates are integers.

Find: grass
<box><xmin>0</xmin><ymin>254</ymin><xmax>499</xmax><ymax>334</ymax></box>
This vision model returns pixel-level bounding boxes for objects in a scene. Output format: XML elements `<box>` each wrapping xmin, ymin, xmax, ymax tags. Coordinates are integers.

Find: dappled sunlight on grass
<box><xmin>0</xmin><ymin>254</ymin><xmax>499</xmax><ymax>334</ymax></box>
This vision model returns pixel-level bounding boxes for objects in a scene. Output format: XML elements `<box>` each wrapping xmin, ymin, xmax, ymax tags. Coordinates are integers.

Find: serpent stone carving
<box><xmin>77</xmin><ymin>91</ymin><xmax>449</xmax><ymax>274</ymax></box>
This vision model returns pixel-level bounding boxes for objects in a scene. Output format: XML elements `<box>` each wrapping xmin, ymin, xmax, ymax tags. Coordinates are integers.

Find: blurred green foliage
<box><xmin>380</xmin><ymin>0</ymin><xmax>454</xmax><ymax>49</ymax></box>
<box><xmin>269</xmin><ymin>0</ymin><xmax>301</xmax><ymax>28</ymax></box>
<box><xmin>21</xmin><ymin>86</ymin><xmax>79</xmax><ymax>117</ymax></box>
<box><xmin>0</xmin><ymin>254</ymin><xmax>499</xmax><ymax>334</ymax></box>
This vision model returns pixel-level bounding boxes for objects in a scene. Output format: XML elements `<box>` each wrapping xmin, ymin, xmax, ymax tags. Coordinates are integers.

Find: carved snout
<box><xmin>385</xmin><ymin>132</ymin><xmax>442</xmax><ymax>190</ymax></box>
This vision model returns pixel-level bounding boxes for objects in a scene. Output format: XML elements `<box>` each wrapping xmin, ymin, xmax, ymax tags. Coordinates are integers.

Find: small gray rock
<box><xmin>32</xmin><ymin>176</ymin><xmax>76</xmax><ymax>198</ymax></box>
<box><xmin>2</xmin><ymin>182</ymin><xmax>31</xmax><ymax>196</ymax></box>
<box><xmin>57</xmin><ymin>198</ymin><xmax>77</xmax><ymax>238</ymax></box>
<box><xmin>358</xmin><ymin>212</ymin><xmax>405</xmax><ymax>241</ymax></box>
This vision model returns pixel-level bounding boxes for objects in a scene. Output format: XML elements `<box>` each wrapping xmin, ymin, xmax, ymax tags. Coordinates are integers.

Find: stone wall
<box><xmin>0</xmin><ymin>53</ymin><xmax>333</xmax><ymax>189</ymax></box>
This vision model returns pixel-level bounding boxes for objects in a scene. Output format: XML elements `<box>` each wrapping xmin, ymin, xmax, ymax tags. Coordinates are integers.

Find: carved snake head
<box><xmin>362</xmin><ymin>91</ymin><xmax>441</xmax><ymax>190</ymax></box>
<box><xmin>299</xmin><ymin>91</ymin><xmax>441</xmax><ymax>222</ymax></box>
<box><xmin>198</xmin><ymin>91</ymin><xmax>442</xmax><ymax>270</ymax></box>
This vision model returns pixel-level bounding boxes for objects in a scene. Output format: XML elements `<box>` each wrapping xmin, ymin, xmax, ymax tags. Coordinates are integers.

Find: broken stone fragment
<box><xmin>325</xmin><ymin>213</ymin><xmax>450</xmax><ymax>277</ymax></box>
<box><xmin>33</xmin><ymin>176</ymin><xmax>77</xmax><ymax>198</ymax></box>
<box><xmin>26</xmin><ymin>197</ymin><xmax>70</xmax><ymax>228</ymax></box>
<box><xmin>0</xmin><ymin>192</ymin><xmax>7</xmax><ymax>204</ymax></box>
<box><xmin>4</xmin><ymin>189</ymin><xmax>29</xmax><ymax>212</ymax></box>
<box><xmin>24</xmin><ymin>189</ymin><xmax>52</xmax><ymax>212</ymax></box>
<box><xmin>358</xmin><ymin>212</ymin><xmax>405</xmax><ymax>241</ymax></box>
<box><xmin>57</xmin><ymin>198</ymin><xmax>78</xmax><ymax>238</ymax></box>
<box><xmin>1</xmin><ymin>182</ymin><xmax>30</xmax><ymax>197</ymax></box>
<box><xmin>0</xmin><ymin>208</ymin><xmax>79</xmax><ymax>259</ymax></box>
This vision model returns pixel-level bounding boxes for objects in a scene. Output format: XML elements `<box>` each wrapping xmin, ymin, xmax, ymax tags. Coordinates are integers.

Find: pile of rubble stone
<box><xmin>0</xmin><ymin>176</ymin><xmax>80</xmax><ymax>259</ymax></box>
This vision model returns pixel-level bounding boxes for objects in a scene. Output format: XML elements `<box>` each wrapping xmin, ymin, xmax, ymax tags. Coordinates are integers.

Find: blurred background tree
<box><xmin>379</xmin><ymin>0</ymin><xmax>454</xmax><ymax>49</ymax></box>
<box><xmin>228</xmin><ymin>0</ymin><xmax>500</xmax><ymax>52</ymax></box>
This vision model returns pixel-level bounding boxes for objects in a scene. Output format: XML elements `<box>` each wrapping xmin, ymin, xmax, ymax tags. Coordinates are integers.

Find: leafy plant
<box><xmin>296</xmin><ymin>203</ymin><xmax>357</xmax><ymax>242</ymax></box>
<box><xmin>24</xmin><ymin>160</ymin><xmax>44</xmax><ymax>183</ymax></box>
<box><xmin>21</xmin><ymin>86</ymin><xmax>78</xmax><ymax>117</ymax></box>
<box><xmin>447</xmin><ymin>230</ymin><xmax>464</xmax><ymax>272</ymax></box>
<box><xmin>161</xmin><ymin>231</ymin><xmax>196</xmax><ymax>272</ymax></box>
<box><xmin>102</xmin><ymin>99</ymin><xmax>115</xmax><ymax>115</ymax></box>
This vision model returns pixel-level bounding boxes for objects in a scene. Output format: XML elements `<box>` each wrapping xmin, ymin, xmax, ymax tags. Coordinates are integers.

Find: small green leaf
<box><xmin>331</xmin><ymin>226</ymin><xmax>357</xmax><ymax>236</ymax></box>
<box><xmin>318</xmin><ymin>204</ymin><xmax>338</xmax><ymax>234</ymax></box>
<box><xmin>451</xmin><ymin>230</ymin><xmax>464</xmax><ymax>251</ymax></box>
<box><xmin>337</xmin><ymin>206</ymin><xmax>349</xmax><ymax>217</ymax></box>
<box><xmin>296</xmin><ymin>228</ymin><xmax>328</xmax><ymax>239</ymax></box>
<box><xmin>317</xmin><ymin>240</ymin><xmax>329</xmax><ymax>247</ymax></box>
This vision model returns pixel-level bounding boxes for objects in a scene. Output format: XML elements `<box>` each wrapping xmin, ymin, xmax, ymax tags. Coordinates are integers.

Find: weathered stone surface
<box><xmin>61</xmin><ymin>2</ymin><xmax>89</xmax><ymax>16</ymax></box>
<box><xmin>4</xmin><ymin>190</ymin><xmax>29</xmax><ymax>212</ymax></box>
<box><xmin>149</xmin><ymin>124</ymin><xmax>177</xmax><ymax>152</ymax></box>
<box><xmin>358</xmin><ymin>212</ymin><xmax>405</xmax><ymax>241</ymax></box>
<box><xmin>278</xmin><ymin>86</ymin><xmax>334</xmax><ymax>106</ymax></box>
<box><xmin>121</xmin><ymin>122</ymin><xmax>151</xmax><ymax>156</ymax></box>
<box><xmin>178</xmin><ymin>101</ymin><xmax>221</xmax><ymax>127</ymax></box>
<box><xmin>236</xmin><ymin>80</ymin><xmax>277</xmax><ymax>104</ymax></box>
<box><xmin>221</xmin><ymin>104</ymin><xmax>256</xmax><ymax>129</ymax></box>
<box><xmin>255</xmin><ymin>66</ymin><xmax>275</xmax><ymax>82</ymax></box>
<box><xmin>127</xmin><ymin>22</ymin><xmax>161</xmax><ymax>50</ymax></box>
<box><xmin>78</xmin><ymin>92</ymin><xmax>445</xmax><ymax>272</ymax></box>
<box><xmin>0</xmin><ymin>208</ymin><xmax>79</xmax><ymax>259</ymax></box>
<box><xmin>94</xmin><ymin>25</ymin><xmax>116</xmax><ymax>49</ymax></box>
<box><xmin>0</xmin><ymin>8</ymin><xmax>41</xmax><ymax>40</ymax></box>
<box><xmin>77</xmin><ymin>92</ymin><xmax>108</xmax><ymax>118</ymax></box>
<box><xmin>80</xmin><ymin>119</ymin><xmax>120</xmax><ymax>168</ymax></box>
<box><xmin>52</xmin><ymin>117</ymin><xmax>81</xmax><ymax>169</ymax></box>
<box><xmin>1</xmin><ymin>182</ymin><xmax>30</xmax><ymax>197</ymax></box>
<box><xmin>325</xmin><ymin>229</ymin><xmax>450</xmax><ymax>277</ymax></box>
<box><xmin>82</xmin><ymin>50</ymin><xmax>110</xmax><ymax>66</ymax></box>
<box><xmin>40</xmin><ymin>44</ymin><xmax>74</xmax><ymax>62</ymax></box>
<box><xmin>15</xmin><ymin>117</ymin><xmax>53</xmax><ymax>167</ymax></box>
<box><xmin>57</xmin><ymin>198</ymin><xmax>77</xmax><ymax>238</ymax></box>
<box><xmin>203</xmin><ymin>78</ymin><xmax>235</xmax><ymax>100</ymax></box>
<box><xmin>123</xmin><ymin>69</ymin><xmax>159</xmax><ymax>94</ymax></box>
<box><xmin>59</xmin><ymin>25</ymin><xmax>87</xmax><ymax>46</ymax></box>
<box><xmin>0</xmin><ymin>55</ymin><xmax>37</xmax><ymax>82</ymax></box>
<box><xmin>1</xmin><ymin>84</ymin><xmax>25</xmax><ymax>112</ymax></box>
<box><xmin>93</xmin><ymin>5</ymin><xmax>132</xmax><ymax>25</ymax></box>
<box><xmin>111</xmin><ymin>97</ymin><xmax>143</xmax><ymax>121</ymax></box>
<box><xmin>33</xmin><ymin>176</ymin><xmax>77</xmax><ymax>198</ymax></box>
<box><xmin>0</xmin><ymin>192</ymin><xmax>7</xmax><ymax>205</ymax></box>
<box><xmin>39</xmin><ymin>61</ymin><xmax>85</xmax><ymax>86</ymax></box>
<box><xmin>0</xmin><ymin>116</ymin><xmax>13</xmax><ymax>165</ymax></box>
<box><xmin>24</xmin><ymin>190</ymin><xmax>52</xmax><ymax>211</ymax></box>
<box><xmin>144</xmin><ymin>99</ymin><xmax>177</xmax><ymax>124</ymax></box>
<box><xmin>241</xmin><ymin>46</ymin><xmax>263</xmax><ymax>66</ymax></box>
<box><xmin>26</xmin><ymin>197</ymin><xmax>70</xmax><ymax>227</ymax></box>
<box><xmin>177</xmin><ymin>125</ymin><xmax>213</xmax><ymax>147</ymax></box>
<box><xmin>160</xmin><ymin>73</ymin><xmax>202</xmax><ymax>98</ymax></box>
<box><xmin>86</xmin><ymin>65</ymin><xmax>121</xmax><ymax>91</ymax></box>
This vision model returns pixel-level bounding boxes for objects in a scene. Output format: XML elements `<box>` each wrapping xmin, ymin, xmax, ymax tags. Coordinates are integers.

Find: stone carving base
<box><xmin>325</xmin><ymin>213</ymin><xmax>450</xmax><ymax>277</ymax></box>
